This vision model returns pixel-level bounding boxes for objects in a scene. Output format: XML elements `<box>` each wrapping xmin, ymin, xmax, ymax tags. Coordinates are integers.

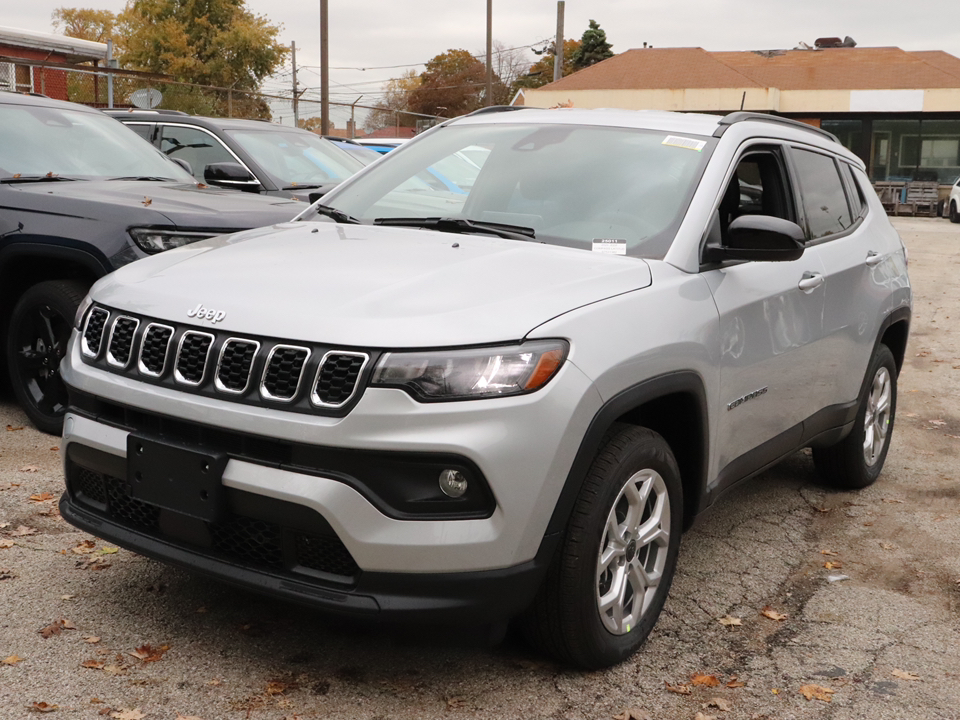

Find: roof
<box><xmin>0</xmin><ymin>25</ymin><xmax>108</xmax><ymax>64</ymax></box>
<box><xmin>541</xmin><ymin>46</ymin><xmax>960</xmax><ymax>92</ymax></box>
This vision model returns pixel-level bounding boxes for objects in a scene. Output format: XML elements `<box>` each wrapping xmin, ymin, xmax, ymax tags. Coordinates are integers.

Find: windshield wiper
<box><xmin>107</xmin><ymin>176</ymin><xmax>178</xmax><ymax>182</ymax></box>
<box><xmin>0</xmin><ymin>174</ymin><xmax>82</xmax><ymax>184</ymax></box>
<box><xmin>373</xmin><ymin>217</ymin><xmax>536</xmax><ymax>241</ymax></box>
<box><xmin>312</xmin><ymin>204</ymin><xmax>360</xmax><ymax>224</ymax></box>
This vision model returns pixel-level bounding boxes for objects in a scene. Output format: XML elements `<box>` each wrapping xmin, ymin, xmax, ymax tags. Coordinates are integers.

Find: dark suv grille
<box><xmin>175</xmin><ymin>331</ymin><xmax>214</xmax><ymax>385</ymax></box>
<box><xmin>69</xmin><ymin>467</ymin><xmax>359</xmax><ymax>581</ymax></box>
<box><xmin>216</xmin><ymin>339</ymin><xmax>259</xmax><ymax>393</ymax></box>
<box><xmin>139</xmin><ymin>324</ymin><xmax>174</xmax><ymax>377</ymax></box>
<box><xmin>78</xmin><ymin>305</ymin><xmax>373</xmax><ymax>415</ymax></box>
<box><xmin>312</xmin><ymin>352</ymin><xmax>367</xmax><ymax>407</ymax></box>
<box><xmin>82</xmin><ymin>307</ymin><xmax>109</xmax><ymax>357</ymax></box>
<box><xmin>262</xmin><ymin>346</ymin><xmax>310</xmax><ymax>401</ymax></box>
<box><xmin>107</xmin><ymin>317</ymin><xmax>139</xmax><ymax>367</ymax></box>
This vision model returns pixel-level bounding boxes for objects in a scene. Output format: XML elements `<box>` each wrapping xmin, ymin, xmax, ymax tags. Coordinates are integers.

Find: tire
<box><xmin>813</xmin><ymin>344</ymin><xmax>897</xmax><ymax>489</ymax></box>
<box><xmin>950</xmin><ymin>201</ymin><xmax>960</xmax><ymax>223</ymax></box>
<box><xmin>6</xmin><ymin>280</ymin><xmax>88</xmax><ymax>435</ymax></box>
<box><xmin>522</xmin><ymin>425</ymin><xmax>683</xmax><ymax>669</ymax></box>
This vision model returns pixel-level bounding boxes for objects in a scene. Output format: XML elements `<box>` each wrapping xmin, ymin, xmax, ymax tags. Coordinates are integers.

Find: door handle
<box><xmin>798</xmin><ymin>272</ymin><xmax>825</xmax><ymax>293</ymax></box>
<box><xmin>865</xmin><ymin>251</ymin><xmax>884</xmax><ymax>267</ymax></box>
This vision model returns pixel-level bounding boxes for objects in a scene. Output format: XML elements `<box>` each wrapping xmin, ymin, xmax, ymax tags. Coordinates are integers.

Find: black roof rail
<box><xmin>465</xmin><ymin>105</ymin><xmax>533</xmax><ymax>117</ymax></box>
<box><xmin>714</xmin><ymin>112</ymin><xmax>839</xmax><ymax>143</ymax></box>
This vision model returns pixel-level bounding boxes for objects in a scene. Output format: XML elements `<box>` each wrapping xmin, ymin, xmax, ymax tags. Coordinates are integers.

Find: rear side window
<box><xmin>838</xmin><ymin>162</ymin><xmax>865</xmax><ymax>217</ymax></box>
<box><xmin>791</xmin><ymin>148</ymin><xmax>852</xmax><ymax>240</ymax></box>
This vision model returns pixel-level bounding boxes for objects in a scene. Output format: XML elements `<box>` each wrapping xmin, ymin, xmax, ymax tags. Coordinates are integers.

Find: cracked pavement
<box><xmin>0</xmin><ymin>217</ymin><xmax>958</xmax><ymax>719</ymax></box>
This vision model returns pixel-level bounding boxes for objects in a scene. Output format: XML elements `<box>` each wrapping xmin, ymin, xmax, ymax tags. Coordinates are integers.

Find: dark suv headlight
<box><xmin>370</xmin><ymin>340</ymin><xmax>568</xmax><ymax>401</ymax></box>
<box><xmin>129</xmin><ymin>228</ymin><xmax>220</xmax><ymax>253</ymax></box>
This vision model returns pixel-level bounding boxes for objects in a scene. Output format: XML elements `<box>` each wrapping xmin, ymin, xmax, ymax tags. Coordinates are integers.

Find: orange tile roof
<box><xmin>541</xmin><ymin>46</ymin><xmax>960</xmax><ymax>92</ymax></box>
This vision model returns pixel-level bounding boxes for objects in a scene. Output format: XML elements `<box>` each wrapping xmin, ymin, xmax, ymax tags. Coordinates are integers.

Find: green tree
<box><xmin>571</xmin><ymin>19</ymin><xmax>613</xmax><ymax>70</ymax></box>
<box><xmin>512</xmin><ymin>38</ymin><xmax>580</xmax><ymax>93</ymax></box>
<box><xmin>408</xmin><ymin>49</ymin><xmax>489</xmax><ymax>118</ymax></box>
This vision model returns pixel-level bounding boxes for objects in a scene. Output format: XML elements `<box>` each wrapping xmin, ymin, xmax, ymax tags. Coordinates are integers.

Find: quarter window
<box><xmin>791</xmin><ymin>149</ymin><xmax>852</xmax><ymax>239</ymax></box>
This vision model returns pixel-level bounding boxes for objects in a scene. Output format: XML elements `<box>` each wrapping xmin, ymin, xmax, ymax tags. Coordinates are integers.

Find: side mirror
<box><xmin>204</xmin><ymin>162</ymin><xmax>260</xmax><ymax>191</ymax></box>
<box><xmin>703</xmin><ymin>215</ymin><xmax>805</xmax><ymax>264</ymax></box>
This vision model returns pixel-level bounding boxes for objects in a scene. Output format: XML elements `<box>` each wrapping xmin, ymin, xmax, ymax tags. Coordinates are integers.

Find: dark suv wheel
<box><xmin>6</xmin><ymin>280</ymin><xmax>88</xmax><ymax>435</ymax></box>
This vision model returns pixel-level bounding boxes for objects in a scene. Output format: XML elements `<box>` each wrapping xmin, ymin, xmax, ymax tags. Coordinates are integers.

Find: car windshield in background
<box><xmin>0</xmin><ymin>105</ymin><xmax>194</xmax><ymax>182</ymax></box>
<box><xmin>310</xmin><ymin>124</ymin><xmax>716</xmax><ymax>259</ymax></box>
<box><xmin>224</xmin><ymin>129</ymin><xmax>363</xmax><ymax>189</ymax></box>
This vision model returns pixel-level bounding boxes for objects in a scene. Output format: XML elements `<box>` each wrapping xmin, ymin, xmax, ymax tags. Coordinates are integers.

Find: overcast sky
<box><xmin>7</xmin><ymin>0</ymin><xmax>960</xmax><ymax>127</ymax></box>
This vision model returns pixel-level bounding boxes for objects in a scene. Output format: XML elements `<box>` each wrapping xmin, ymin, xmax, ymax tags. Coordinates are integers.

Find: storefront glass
<box><xmin>870</xmin><ymin>118</ymin><xmax>960</xmax><ymax>184</ymax></box>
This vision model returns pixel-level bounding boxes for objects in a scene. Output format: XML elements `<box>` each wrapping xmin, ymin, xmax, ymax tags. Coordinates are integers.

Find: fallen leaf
<box><xmin>882</xmin><ymin>498</ymin><xmax>904</xmax><ymax>504</ymax></box>
<box><xmin>61</xmin><ymin>594</ymin><xmax>76</xmax><ymax>600</ymax></box>
<box><xmin>85</xmin><ymin>636</ymin><xmax>101</xmax><ymax>644</ymax></box>
<box><xmin>61</xmin><ymin>618</ymin><xmax>76</xmax><ymax>630</ymax></box>
<box><xmin>71</xmin><ymin>540</ymin><xmax>97</xmax><ymax>555</ymax></box>
<box><xmin>771</xmin><ymin>688</ymin><xmax>780</xmax><ymax>695</ymax></box>
<box><xmin>0</xmin><ymin>568</ymin><xmax>15</xmax><ymax>580</ymax></box>
<box><xmin>3</xmin><ymin>655</ymin><xmax>24</xmax><ymax>665</ymax></box>
<box><xmin>39</xmin><ymin>619</ymin><xmax>65</xmax><ymax>639</ymax></box>
<box><xmin>20</xmin><ymin>465</ymin><xmax>40</xmax><ymax>473</ymax></box>
<box><xmin>726</xmin><ymin>677</ymin><xmax>746</xmax><ymax>689</ymax></box>
<box><xmin>0</xmin><ymin>539</ymin><xmax>14</xmax><ymax>549</ymax></box>
<box><xmin>892</xmin><ymin>668</ymin><xmax>921</xmax><ymax>681</ymax></box>
<box><xmin>824</xmin><ymin>561</ymin><xmax>842</xmax><ymax>570</ymax></box>
<box><xmin>820</xmin><ymin>549</ymin><xmax>840</xmax><ymax>556</ymax></box>
<box><xmin>692</xmin><ymin>674</ymin><xmax>721</xmax><ymax>687</ymax></box>
<box><xmin>694</xmin><ymin>714</ymin><xmax>717</xmax><ymax>720</ymax></box>
<box><xmin>6</xmin><ymin>424</ymin><xmax>24</xmax><ymax>431</ymax></box>
<box><xmin>204</xmin><ymin>679</ymin><xmax>222</xmax><ymax>686</ymax></box>
<box><xmin>664</xmin><ymin>681</ymin><xmax>691</xmax><ymax>695</ymax></box>
<box><xmin>50</xmin><ymin>447</ymin><xmax>59</xmax><ymax>452</ymax></box>
<box><xmin>10</xmin><ymin>525</ymin><xmax>38</xmax><ymax>537</ymax></box>
<box><xmin>612</xmin><ymin>709</ymin><xmax>651</xmax><ymax>720</ymax></box>
<box><xmin>29</xmin><ymin>492</ymin><xmax>54</xmax><ymax>502</ymax></box>
<box><xmin>111</xmin><ymin>709</ymin><xmax>147</xmax><ymax>720</ymax></box>
<box><xmin>99</xmin><ymin>547</ymin><xmax>119</xmax><ymax>555</ymax></box>
<box><xmin>129</xmin><ymin>644</ymin><xmax>169</xmax><ymax>663</ymax></box>
<box><xmin>880</xmin><ymin>542</ymin><xmax>895</xmax><ymax>550</ymax></box>
<box><xmin>761</xmin><ymin>606</ymin><xmax>788</xmax><ymax>622</ymax></box>
<box><xmin>81</xmin><ymin>659</ymin><xmax>105</xmax><ymax>670</ymax></box>
<box><xmin>90</xmin><ymin>699</ymin><xmax>103</xmax><ymax>704</ymax></box>
<box><xmin>446</xmin><ymin>697</ymin><xmax>467</xmax><ymax>709</ymax></box>
<box><xmin>28</xmin><ymin>701</ymin><xmax>58</xmax><ymax>713</ymax></box>
<box><xmin>102</xmin><ymin>665</ymin><xmax>125</xmax><ymax>675</ymax></box>
<box><xmin>265</xmin><ymin>680</ymin><xmax>294</xmax><ymax>695</ymax></box>
<box><xmin>903</xmin><ymin>412</ymin><xmax>918</xmax><ymax>418</ymax></box>
<box><xmin>142</xmin><ymin>197</ymin><xmax>152</xmax><ymax>206</ymax></box>
<box><xmin>705</xmin><ymin>697</ymin><xmax>732</xmax><ymax>711</ymax></box>
<box><xmin>799</xmin><ymin>684</ymin><xmax>835</xmax><ymax>702</ymax></box>
<box><xmin>929</xmin><ymin>420</ymin><xmax>946</xmax><ymax>426</ymax></box>
<box><xmin>718</xmin><ymin>616</ymin><xmax>742</xmax><ymax>627</ymax></box>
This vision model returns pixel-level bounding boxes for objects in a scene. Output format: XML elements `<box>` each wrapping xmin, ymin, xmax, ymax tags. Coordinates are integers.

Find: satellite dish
<box><xmin>130</xmin><ymin>87</ymin><xmax>162</xmax><ymax>109</ymax></box>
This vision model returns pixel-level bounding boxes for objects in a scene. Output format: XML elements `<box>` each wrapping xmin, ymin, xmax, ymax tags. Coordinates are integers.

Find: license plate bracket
<box><xmin>126</xmin><ymin>434</ymin><xmax>228</xmax><ymax>523</ymax></box>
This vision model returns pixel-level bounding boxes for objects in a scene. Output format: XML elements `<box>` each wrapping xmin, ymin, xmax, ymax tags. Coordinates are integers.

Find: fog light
<box><xmin>439</xmin><ymin>469</ymin><xmax>468</xmax><ymax>498</ymax></box>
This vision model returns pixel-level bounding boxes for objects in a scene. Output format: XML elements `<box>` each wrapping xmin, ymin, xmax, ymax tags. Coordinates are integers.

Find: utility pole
<box><xmin>291</xmin><ymin>41</ymin><xmax>299</xmax><ymax>127</ymax></box>
<box><xmin>485</xmin><ymin>0</ymin><xmax>493</xmax><ymax>106</ymax></box>
<box><xmin>320</xmin><ymin>0</ymin><xmax>330</xmax><ymax>135</ymax></box>
<box><xmin>553</xmin><ymin>1</ymin><xmax>565</xmax><ymax>83</ymax></box>
<box><xmin>349</xmin><ymin>95</ymin><xmax>363</xmax><ymax>138</ymax></box>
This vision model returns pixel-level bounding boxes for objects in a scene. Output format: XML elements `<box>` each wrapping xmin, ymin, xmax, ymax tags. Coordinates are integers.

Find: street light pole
<box><xmin>554</xmin><ymin>1</ymin><xmax>565</xmax><ymax>83</ymax></box>
<box><xmin>320</xmin><ymin>0</ymin><xmax>330</xmax><ymax>134</ymax></box>
<box><xmin>485</xmin><ymin>0</ymin><xmax>493</xmax><ymax>106</ymax></box>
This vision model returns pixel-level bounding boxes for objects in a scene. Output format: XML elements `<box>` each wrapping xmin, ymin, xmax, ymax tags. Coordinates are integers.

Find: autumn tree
<box><xmin>365</xmin><ymin>69</ymin><xmax>421</xmax><ymax>132</ymax></box>
<box><xmin>408</xmin><ymin>49</ymin><xmax>488</xmax><ymax>118</ymax></box>
<box><xmin>512</xmin><ymin>38</ymin><xmax>580</xmax><ymax>93</ymax></box>
<box><xmin>571</xmin><ymin>19</ymin><xmax>614</xmax><ymax>70</ymax></box>
<box><xmin>51</xmin><ymin>7</ymin><xmax>117</xmax><ymax>44</ymax></box>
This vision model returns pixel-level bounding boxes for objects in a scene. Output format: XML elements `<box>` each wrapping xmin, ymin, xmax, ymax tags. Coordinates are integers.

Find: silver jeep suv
<box><xmin>60</xmin><ymin>108</ymin><xmax>911</xmax><ymax>668</ymax></box>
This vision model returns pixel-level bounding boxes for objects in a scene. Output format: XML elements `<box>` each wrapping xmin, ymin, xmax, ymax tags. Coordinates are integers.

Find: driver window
<box><xmin>718</xmin><ymin>150</ymin><xmax>792</xmax><ymax>244</ymax></box>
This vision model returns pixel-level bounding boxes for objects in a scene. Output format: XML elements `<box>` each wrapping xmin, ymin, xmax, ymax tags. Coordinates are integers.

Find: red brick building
<box><xmin>0</xmin><ymin>25</ymin><xmax>108</xmax><ymax>101</ymax></box>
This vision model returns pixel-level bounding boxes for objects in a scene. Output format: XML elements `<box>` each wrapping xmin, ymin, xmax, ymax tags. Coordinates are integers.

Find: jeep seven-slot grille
<box><xmin>82</xmin><ymin>307</ymin><xmax>109</xmax><ymax>357</ymax></box>
<box><xmin>79</xmin><ymin>306</ymin><xmax>371</xmax><ymax>414</ymax></box>
<box><xmin>262</xmin><ymin>346</ymin><xmax>310</xmax><ymax>401</ymax></box>
<box><xmin>216</xmin><ymin>340</ymin><xmax>259</xmax><ymax>393</ymax></box>
<box><xmin>175</xmin><ymin>331</ymin><xmax>214</xmax><ymax>385</ymax></box>
<box><xmin>313</xmin><ymin>353</ymin><xmax>367</xmax><ymax>407</ymax></box>
<box><xmin>107</xmin><ymin>317</ymin><xmax>139</xmax><ymax>367</ymax></box>
<box><xmin>139</xmin><ymin>324</ymin><xmax>173</xmax><ymax>376</ymax></box>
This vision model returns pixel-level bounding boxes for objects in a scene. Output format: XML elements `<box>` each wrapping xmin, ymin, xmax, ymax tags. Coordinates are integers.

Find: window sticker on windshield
<box><xmin>592</xmin><ymin>238</ymin><xmax>627</xmax><ymax>255</ymax></box>
<box><xmin>662</xmin><ymin>135</ymin><xmax>706</xmax><ymax>152</ymax></box>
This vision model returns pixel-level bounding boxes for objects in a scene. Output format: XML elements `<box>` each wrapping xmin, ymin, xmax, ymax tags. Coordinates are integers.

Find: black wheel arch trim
<box><xmin>0</xmin><ymin>240</ymin><xmax>113</xmax><ymax>280</ymax></box>
<box><xmin>543</xmin><ymin>370</ymin><xmax>710</xmax><ymax>540</ymax></box>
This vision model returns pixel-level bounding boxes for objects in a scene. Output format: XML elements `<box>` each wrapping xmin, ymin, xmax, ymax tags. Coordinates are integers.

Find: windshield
<box><xmin>309</xmin><ymin>123</ymin><xmax>716</xmax><ymax>259</ymax></box>
<box><xmin>0</xmin><ymin>104</ymin><xmax>195</xmax><ymax>181</ymax></box>
<box><xmin>225</xmin><ymin>129</ymin><xmax>364</xmax><ymax>188</ymax></box>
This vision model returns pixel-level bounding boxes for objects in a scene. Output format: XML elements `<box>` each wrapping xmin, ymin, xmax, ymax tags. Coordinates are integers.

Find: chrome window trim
<box><xmin>260</xmin><ymin>344</ymin><xmax>311</xmax><ymax>403</ymax></box>
<box><xmin>214</xmin><ymin>338</ymin><xmax>261</xmax><ymax>395</ymax></box>
<box><xmin>105</xmin><ymin>316</ymin><xmax>140</xmax><ymax>368</ymax></box>
<box><xmin>311</xmin><ymin>351</ymin><xmax>370</xmax><ymax>408</ymax></box>
<box><xmin>81</xmin><ymin>307</ymin><xmax>109</xmax><ymax>359</ymax></box>
<box><xmin>137</xmin><ymin>323</ymin><xmax>175</xmax><ymax>378</ymax></box>
<box><xmin>173</xmin><ymin>330</ymin><xmax>216</xmax><ymax>386</ymax></box>
<box><xmin>155</xmin><ymin>122</ymin><xmax>258</xmax><ymax>182</ymax></box>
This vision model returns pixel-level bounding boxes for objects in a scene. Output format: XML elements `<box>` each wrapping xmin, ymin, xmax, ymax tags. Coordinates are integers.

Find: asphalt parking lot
<box><xmin>0</xmin><ymin>216</ymin><xmax>957</xmax><ymax>720</ymax></box>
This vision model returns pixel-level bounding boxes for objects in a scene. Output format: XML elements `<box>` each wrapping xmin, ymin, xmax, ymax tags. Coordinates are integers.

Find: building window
<box><xmin>871</xmin><ymin>118</ymin><xmax>960</xmax><ymax>184</ymax></box>
<box><xmin>0</xmin><ymin>63</ymin><xmax>33</xmax><ymax>93</ymax></box>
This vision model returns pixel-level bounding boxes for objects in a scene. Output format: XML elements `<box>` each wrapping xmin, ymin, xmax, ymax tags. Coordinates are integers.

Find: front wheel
<box><xmin>6</xmin><ymin>280</ymin><xmax>88</xmax><ymax>435</ymax></box>
<box><xmin>950</xmin><ymin>201</ymin><xmax>960</xmax><ymax>223</ymax></box>
<box><xmin>813</xmin><ymin>344</ymin><xmax>897</xmax><ymax>489</ymax></box>
<box><xmin>522</xmin><ymin>426</ymin><xmax>683</xmax><ymax>669</ymax></box>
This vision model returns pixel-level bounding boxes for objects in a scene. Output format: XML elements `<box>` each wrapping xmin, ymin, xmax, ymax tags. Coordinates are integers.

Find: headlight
<box><xmin>371</xmin><ymin>340</ymin><xmax>568</xmax><ymax>401</ymax></box>
<box><xmin>74</xmin><ymin>294</ymin><xmax>93</xmax><ymax>330</ymax></box>
<box><xmin>129</xmin><ymin>228</ymin><xmax>219</xmax><ymax>253</ymax></box>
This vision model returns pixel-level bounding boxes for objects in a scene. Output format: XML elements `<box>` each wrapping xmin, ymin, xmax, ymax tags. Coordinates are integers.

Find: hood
<box><xmin>11</xmin><ymin>180</ymin><xmax>301</xmax><ymax>229</ymax></box>
<box><xmin>91</xmin><ymin>222</ymin><xmax>653</xmax><ymax>347</ymax></box>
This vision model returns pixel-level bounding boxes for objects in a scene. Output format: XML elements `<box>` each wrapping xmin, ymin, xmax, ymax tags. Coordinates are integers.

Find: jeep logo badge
<box><xmin>187</xmin><ymin>303</ymin><xmax>226</xmax><ymax>323</ymax></box>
